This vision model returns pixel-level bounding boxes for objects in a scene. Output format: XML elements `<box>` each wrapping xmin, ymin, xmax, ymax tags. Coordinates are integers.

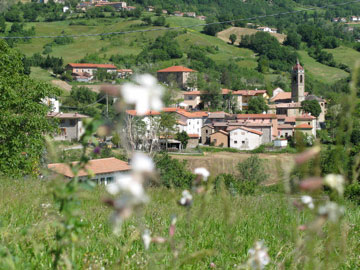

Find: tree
<box><xmin>283</xmin><ymin>32</ymin><xmax>301</xmax><ymax>50</ymax></box>
<box><xmin>176</xmin><ymin>131</ymin><xmax>190</xmax><ymax>149</ymax></box>
<box><xmin>301</xmin><ymin>100</ymin><xmax>321</xmax><ymax>118</ymax></box>
<box><xmin>201</xmin><ymin>82</ymin><xmax>223</xmax><ymax>110</ymax></box>
<box><xmin>153</xmin><ymin>16</ymin><xmax>166</xmax><ymax>26</ymax></box>
<box><xmin>0</xmin><ymin>16</ymin><xmax>6</xmax><ymax>33</ymax></box>
<box><xmin>247</xmin><ymin>96</ymin><xmax>269</xmax><ymax>114</ymax></box>
<box><xmin>70</xmin><ymin>86</ymin><xmax>97</xmax><ymax>105</ymax></box>
<box><xmin>229</xmin><ymin>33</ymin><xmax>237</xmax><ymax>45</ymax></box>
<box><xmin>257</xmin><ymin>56</ymin><xmax>269</xmax><ymax>73</ymax></box>
<box><xmin>0</xmin><ymin>40</ymin><xmax>59</xmax><ymax>176</ymax></box>
<box><xmin>237</xmin><ymin>155</ymin><xmax>267</xmax><ymax>184</ymax></box>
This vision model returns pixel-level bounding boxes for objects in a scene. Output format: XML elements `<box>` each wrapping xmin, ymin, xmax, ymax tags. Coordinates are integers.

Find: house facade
<box><xmin>47</xmin><ymin>112</ymin><xmax>89</xmax><ymax>141</ymax></box>
<box><xmin>66</xmin><ymin>63</ymin><xmax>117</xmax><ymax>76</ymax></box>
<box><xmin>157</xmin><ymin>66</ymin><xmax>197</xmax><ymax>90</ymax></box>
<box><xmin>48</xmin><ymin>157</ymin><xmax>131</xmax><ymax>184</ymax></box>
<box><xmin>228</xmin><ymin>127</ymin><xmax>263</xmax><ymax>150</ymax></box>
<box><xmin>183</xmin><ymin>91</ymin><xmax>201</xmax><ymax>109</ymax></box>
<box><xmin>210</xmin><ymin>130</ymin><xmax>229</xmax><ymax>147</ymax></box>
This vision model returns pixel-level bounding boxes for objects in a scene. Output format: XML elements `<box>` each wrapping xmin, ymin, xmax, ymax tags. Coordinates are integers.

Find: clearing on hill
<box><xmin>217</xmin><ymin>27</ymin><xmax>287</xmax><ymax>45</ymax></box>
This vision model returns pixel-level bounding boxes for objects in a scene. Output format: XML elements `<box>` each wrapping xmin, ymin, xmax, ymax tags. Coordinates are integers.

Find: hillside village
<box><xmin>49</xmin><ymin>60</ymin><xmax>325</xmax><ymax>154</ymax></box>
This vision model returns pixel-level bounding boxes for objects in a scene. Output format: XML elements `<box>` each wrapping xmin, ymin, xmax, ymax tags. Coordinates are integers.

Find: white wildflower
<box><xmin>324</xmin><ymin>174</ymin><xmax>345</xmax><ymax>196</ymax></box>
<box><xmin>301</xmin><ymin>195</ymin><xmax>314</xmax><ymax>209</ymax></box>
<box><xmin>194</xmin><ymin>167</ymin><xmax>210</xmax><ymax>181</ymax></box>
<box><xmin>179</xmin><ymin>190</ymin><xmax>193</xmax><ymax>206</ymax></box>
<box><xmin>121</xmin><ymin>74</ymin><xmax>164</xmax><ymax>115</ymax></box>
<box><xmin>106</xmin><ymin>174</ymin><xmax>146</xmax><ymax>201</ymax></box>
<box><xmin>142</xmin><ymin>229</ymin><xmax>152</xmax><ymax>250</ymax></box>
<box><xmin>131</xmin><ymin>152</ymin><xmax>154</xmax><ymax>173</ymax></box>
<box><xmin>247</xmin><ymin>241</ymin><xmax>270</xmax><ymax>270</ymax></box>
<box><xmin>318</xmin><ymin>201</ymin><xmax>345</xmax><ymax>222</ymax></box>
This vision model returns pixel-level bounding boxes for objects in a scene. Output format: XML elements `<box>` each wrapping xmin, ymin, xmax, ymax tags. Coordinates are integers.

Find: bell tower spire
<box><xmin>291</xmin><ymin>59</ymin><xmax>305</xmax><ymax>102</ymax></box>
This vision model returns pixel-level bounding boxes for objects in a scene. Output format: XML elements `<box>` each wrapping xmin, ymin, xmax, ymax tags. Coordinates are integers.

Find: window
<box><xmin>70</xmin><ymin>119</ymin><xmax>76</xmax><ymax>126</ymax></box>
<box><xmin>241</xmin><ymin>132</ymin><xmax>245</xmax><ymax>135</ymax></box>
<box><xmin>234</xmin><ymin>140</ymin><xmax>238</xmax><ymax>144</ymax></box>
<box><xmin>300</xmin><ymin>75</ymin><xmax>303</xmax><ymax>83</ymax></box>
<box><xmin>106</xmin><ymin>177</ymin><xmax>114</xmax><ymax>182</ymax></box>
<box><xmin>242</xmin><ymin>141</ymin><xmax>245</xmax><ymax>144</ymax></box>
<box><xmin>100</xmin><ymin>177</ymin><xmax>105</xmax><ymax>184</ymax></box>
<box><xmin>206</xmin><ymin>130</ymin><xmax>208</xmax><ymax>134</ymax></box>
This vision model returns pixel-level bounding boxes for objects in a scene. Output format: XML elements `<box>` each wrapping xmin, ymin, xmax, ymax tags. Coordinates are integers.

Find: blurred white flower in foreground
<box><xmin>301</xmin><ymin>195</ymin><xmax>314</xmax><ymax>209</ymax></box>
<box><xmin>131</xmin><ymin>152</ymin><xmax>155</xmax><ymax>174</ymax></box>
<box><xmin>106</xmin><ymin>174</ymin><xmax>147</xmax><ymax>201</ymax></box>
<box><xmin>318</xmin><ymin>201</ymin><xmax>345</xmax><ymax>222</ymax></box>
<box><xmin>247</xmin><ymin>241</ymin><xmax>270</xmax><ymax>270</ymax></box>
<box><xmin>179</xmin><ymin>190</ymin><xmax>193</xmax><ymax>206</ymax></box>
<box><xmin>142</xmin><ymin>229</ymin><xmax>152</xmax><ymax>250</ymax></box>
<box><xmin>121</xmin><ymin>74</ymin><xmax>164</xmax><ymax>115</ymax></box>
<box><xmin>105</xmin><ymin>153</ymin><xmax>154</xmax><ymax>235</ymax></box>
<box><xmin>194</xmin><ymin>167</ymin><xmax>210</xmax><ymax>181</ymax></box>
<box><xmin>324</xmin><ymin>174</ymin><xmax>345</xmax><ymax>196</ymax></box>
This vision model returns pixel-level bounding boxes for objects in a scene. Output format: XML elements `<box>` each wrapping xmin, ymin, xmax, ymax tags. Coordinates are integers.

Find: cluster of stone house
<box><xmin>66</xmin><ymin>63</ymin><xmax>133</xmax><ymax>82</ymax></box>
<box><xmin>124</xmin><ymin>61</ymin><xmax>324</xmax><ymax>151</ymax></box>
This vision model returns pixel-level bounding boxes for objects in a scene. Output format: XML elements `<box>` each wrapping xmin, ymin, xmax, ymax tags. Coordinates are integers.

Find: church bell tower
<box><xmin>291</xmin><ymin>59</ymin><xmax>305</xmax><ymax>102</ymax></box>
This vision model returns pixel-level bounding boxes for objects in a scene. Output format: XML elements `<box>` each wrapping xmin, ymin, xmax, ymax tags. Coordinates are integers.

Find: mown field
<box><xmin>171</xmin><ymin>152</ymin><xmax>293</xmax><ymax>185</ymax></box>
<box><xmin>0</xmin><ymin>177</ymin><xmax>360</xmax><ymax>269</ymax></box>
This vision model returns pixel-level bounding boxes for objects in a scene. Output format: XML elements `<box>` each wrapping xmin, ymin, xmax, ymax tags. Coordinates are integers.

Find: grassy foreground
<box><xmin>0</xmin><ymin>178</ymin><xmax>360</xmax><ymax>269</ymax></box>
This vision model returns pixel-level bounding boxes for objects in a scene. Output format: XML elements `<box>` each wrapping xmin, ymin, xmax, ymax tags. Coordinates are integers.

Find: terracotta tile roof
<box><xmin>176</xmin><ymin>111</ymin><xmax>208</xmax><ymax>118</ymax></box>
<box><xmin>294</xmin><ymin>123</ymin><xmax>313</xmax><ymax>129</ymax></box>
<box><xmin>270</xmin><ymin>92</ymin><xmax>291</xmax><ymax>102</ymax></box>
<box><xmin>276</xmin><ymin>114</ymin><xmax>287</xmax><ymax>119</ymax></box>
<box><xmin>296</xmin><ymin>114</ymin><xmax>316</xmax><ymax>120</ymax></box>
<box><xmin>188</xmin><ymin>133</ymin><xmax>199</xmax><ymax>138</ymax></box>
<box><xmin>228</xmin><ymin>126</ymin><xmax>263</xmax><ymax>135</ymax></box>
<box><xmin>208</xmin><ymin>112</ymin><xmax>229</xmax><ymax>118</ymax></box>
<box><xmin>157</xmin><ymin>66</ymin><xmax>196</xmax><ymax>73</ymax></box>
<box><xmin>278</xmin><ymin>124</ymin><xmax>294</xmax><ymax>129</ymax></box>
<box><xmin>236</xmin><ymin>114</ymin><xmax>276</xmax><ymax>119</ymax></box>
<box><xmin>221</xmin><ymin>88</ymin><xmax>232</xmax><ymax>94</ymax></box>
<box><xmin>162</xmin><ymin>107</ymin><xmax>186</xmax><ymax>113</ymax></box>
<box><xmin>67</xmin><ymin>63</ymin><xmax>117</xmax><ymax>69</ymax></box>
<box><xmin>126</xmin><ymin>110</ymin><xmax>161</xmax><ymax>116</ymax></box>
<box><xmin>232</xmin><ymin>90</ymin><xmax>267</xmax><ymax>96</ymax></box>
<box><xmin>183</xmin><ymin>91</ymin><xmax>201</xmax><ymax>95</ymax></box>
<box><xmin>47</xmin><ymin>112</ymin><xmax>89</xmax><ymax>119</ymax></box>
<box><xmin>210</xmin><ymin>130</ymin><xmax>229</xmax><ymax>136</ymax></box>
<box><xmin>293</xmin><ymin>63</ymin><xmax>304</xmax><ymax>71</ymax></box>
<box><xmin>48</xmin><ymin>157</ymin><xmax>131</xmax><ymax>178</ymax></box>
<box><xmin>117</xmin><ymin>69</ymin><xmax>133</xmax><ymax>72</ymax></box>
<box><xmin>284</xmin><ymin>117</ymin><xmax>296</xmax><ymax>122</ymax></box>
<box><xmin>270</xmin><ymin>92</ymin><xmax>309</xmax><ymax>102</ymax></box>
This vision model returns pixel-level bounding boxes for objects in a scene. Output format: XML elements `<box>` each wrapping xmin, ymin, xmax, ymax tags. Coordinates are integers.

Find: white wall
<box><xmin>229</xmin><ymin>129</ymin><xmax>262</xmax><ymax>150</ymax></box>
<box><xmin>79</xmin><ymin>171</ymin><xmax>129</xmax><ymax>185</ymax></box>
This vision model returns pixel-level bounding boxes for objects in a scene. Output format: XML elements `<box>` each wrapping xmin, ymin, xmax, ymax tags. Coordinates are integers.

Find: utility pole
<box><xmin>106</xmin><ymin>93</ymin><xmax>109</xmax><ymax>118</ymax></box>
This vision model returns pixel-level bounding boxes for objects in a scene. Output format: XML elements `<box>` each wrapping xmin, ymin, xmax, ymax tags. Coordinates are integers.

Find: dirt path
<box><xmin>51</xmin><ymin>80</ymin><xmax>72</xmax><ymax>92</ymax></box>
<box><xmin>171</xmin><ymin>152</ymin><xmax>294</xmax><ymax>185</ymax></box>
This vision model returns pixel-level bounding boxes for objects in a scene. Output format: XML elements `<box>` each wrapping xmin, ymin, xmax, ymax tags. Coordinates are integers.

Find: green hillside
<box><xmin>8</xmin><ymin>13</ymin><xmax>354</xmax><ymax>89</ymax></box>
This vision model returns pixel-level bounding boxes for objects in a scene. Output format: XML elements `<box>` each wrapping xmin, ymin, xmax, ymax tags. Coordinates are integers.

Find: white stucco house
<box><xmin>48</xmin><ymin>157</ymin><xmax>131</xmax><ymax>184</ymax></box>
<box><xmin>42</xmin><ymin>97</ymin><xmax>60</xmax><ymax>113</ymax></box>
<box><xmin>175</xmin><ymin>111</ymin><xmax>208</xmax><ymax>137</ymax></box>
<box><xmin>228</xmin><ymin>126</ymin><xmax>263</xmax><ymax>150</ymax></box>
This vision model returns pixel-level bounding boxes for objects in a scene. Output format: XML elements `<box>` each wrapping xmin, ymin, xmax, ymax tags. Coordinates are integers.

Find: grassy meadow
<box><xmin>1</xmin><ymin>177</ymin><xmax>360</xmax><ymax>269</ymax></box>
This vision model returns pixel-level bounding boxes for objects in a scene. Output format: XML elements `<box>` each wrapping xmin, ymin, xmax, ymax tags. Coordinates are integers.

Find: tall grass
<box><xmin>0</xmin><ymin>178</ymin><xmax>359</xmax><ymax>269</ymax></box>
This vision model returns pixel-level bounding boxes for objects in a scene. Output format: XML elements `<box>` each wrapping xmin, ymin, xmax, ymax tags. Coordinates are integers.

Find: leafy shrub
<box><xmin>345</xmin><ymin>184</ymin><xmax>360</xmax><ymax>205</ymax></box>
<box><xmin>154</xmin><ymin>153</ymin><xmax>194</xmax><ymax>188</ymax></box>
<box><xmin>251</xmin><ymin>144</ymin><xmax>266</xmax><ymax>153</ymax></box>
<box><xmin>237</xmin><ymin>155</ymin><xmax>267</xmax><ymax>184</ymax></box>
